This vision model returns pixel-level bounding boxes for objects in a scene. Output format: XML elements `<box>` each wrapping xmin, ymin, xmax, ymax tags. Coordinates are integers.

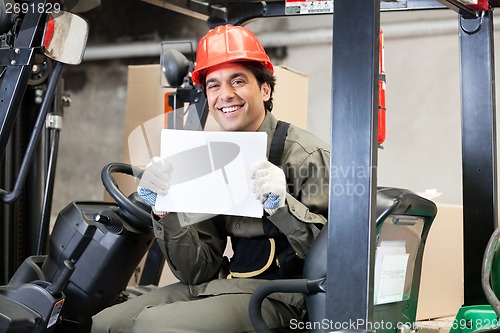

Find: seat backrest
<box><xmin>304</xmin><ymin>187</ymin><xmax>437</xmax><ymax>330</ymax></box>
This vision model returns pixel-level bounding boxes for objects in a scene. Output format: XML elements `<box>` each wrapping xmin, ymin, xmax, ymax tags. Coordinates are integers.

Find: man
<box><xmin>92</xmin><ymin>24</ymin><xmax>330</xmax><ymax>333</ymax></box>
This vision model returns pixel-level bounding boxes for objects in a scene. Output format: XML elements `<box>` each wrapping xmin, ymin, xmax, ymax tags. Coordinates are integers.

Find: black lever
<box><xmin>46</xmin><ymin>259</ymin><xmax>75</xmax><ymax>296</ymax></box>
<box><xmin>93</xmin><ymin>211</ymin><xmax>124</xmax><ymax>234</ymax></box>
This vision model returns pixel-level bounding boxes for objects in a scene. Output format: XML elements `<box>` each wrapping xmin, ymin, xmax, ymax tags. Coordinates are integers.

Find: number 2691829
<box><xmin>5</xmin><ymin>2</ymin><xmax>61</xmax><ymax>14</ymax></box>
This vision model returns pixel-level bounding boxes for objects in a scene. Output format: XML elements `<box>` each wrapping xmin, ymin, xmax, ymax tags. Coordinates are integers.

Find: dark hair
<box><xmin>243</xmin><ymin>61</ymin><xmax>276</xmax><ymax>112</ymax></box>
<box><xmin>200</xmin><ymin>61</ymin><xmax>277</xmax><ymax>112</ymax></box>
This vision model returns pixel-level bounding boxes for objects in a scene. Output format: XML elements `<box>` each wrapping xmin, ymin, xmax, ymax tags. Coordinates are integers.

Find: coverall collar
<box><xmin>257</xmin><ymin>111</ymin><xmax>279</xmax><ymax>157</ymax></box>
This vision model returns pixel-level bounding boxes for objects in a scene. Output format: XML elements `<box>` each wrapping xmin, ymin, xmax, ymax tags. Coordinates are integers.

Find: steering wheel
<box><xmin>101</xmin><ymin>162</ymin><xmax>152</xmax><ymax>231</ymax></box>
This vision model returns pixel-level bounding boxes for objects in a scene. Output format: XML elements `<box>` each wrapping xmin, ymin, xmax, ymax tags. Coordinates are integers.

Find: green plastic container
<box><xmin>449</xmin><ymin>305</ymin><xmax>499</xmax><ymax>333</ymax></box>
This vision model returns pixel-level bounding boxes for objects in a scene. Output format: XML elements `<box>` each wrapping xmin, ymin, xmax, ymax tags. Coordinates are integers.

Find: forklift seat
<box><xmin>249</xmin><ymin>187</ymin><xmax>437</xmax><ymax>332</ymax></box>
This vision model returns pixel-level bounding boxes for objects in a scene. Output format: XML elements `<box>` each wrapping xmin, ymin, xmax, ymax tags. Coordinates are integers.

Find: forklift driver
<box><xmin>91</xmin><ymin>24</ymin><xmax>330</xmax><ymax>333</ymax></box>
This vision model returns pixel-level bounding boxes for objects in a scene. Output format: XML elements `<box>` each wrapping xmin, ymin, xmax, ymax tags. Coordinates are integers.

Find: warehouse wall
<box><xmin>51</xmin><ymin>7</ymin><xmax>498</xmax><ymax>218</ymax></box>
<box><xmin>247</xmin><ymin>9</ymin><xmax>492</xmax><ymax>206</ymax></box>
<box><xmin>262</xmin><ymin>10</ymin><xmax>465</xmax><ymax>205</ymax></box>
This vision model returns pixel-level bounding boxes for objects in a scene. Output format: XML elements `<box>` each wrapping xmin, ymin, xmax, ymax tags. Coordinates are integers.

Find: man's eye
<box><xmin>232</xmin><ymin>79</ymin><xmax>244</xmax><ymax>86</ymax></box>
<box><xmin>207</xmin><ymin>83</ymin><xmax>220</xmax><ymax>90</ymax></box>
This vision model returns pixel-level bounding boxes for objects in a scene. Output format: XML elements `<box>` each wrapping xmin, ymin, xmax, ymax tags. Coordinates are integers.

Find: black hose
<box><xmin>36</xmin><ymin>122</ymin><xmax>60</xmax><ymax>255</ymax></box>
<box><xmin>36</xmin><ymin>77</ymin><xmax>63</xmax><ymax>255</ymax></box>
<box><xmin>482</xmin><ymin>226</ymin><xmax>500</xmax><ymax>316</ymax></box>
<box><xmin>0</xmin><ymin>62</ymin><xmax>63</xmax><ymax>204</ymax></box>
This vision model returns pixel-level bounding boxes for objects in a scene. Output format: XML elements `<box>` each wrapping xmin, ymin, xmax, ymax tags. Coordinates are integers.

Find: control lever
<box><xmin>46</xmin><ymin>259</ymin><xmax>75</xmax><ymax>296</ymax></box>
<box><xmin>93</xmin><ymin>211</ymin><xmax>124</xmax><ymax>234</ymax></box>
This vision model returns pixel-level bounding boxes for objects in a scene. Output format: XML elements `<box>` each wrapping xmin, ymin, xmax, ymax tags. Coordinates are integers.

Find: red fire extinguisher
<box><xmin>378</xmin><ymin>27</ymin><xmax>386</xmax><ymax>145</ymax></box>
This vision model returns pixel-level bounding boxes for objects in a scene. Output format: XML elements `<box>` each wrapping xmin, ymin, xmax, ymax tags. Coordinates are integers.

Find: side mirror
<box><xmin>42</xmin><ymin>11</ymin><xmax>89</xmax><ymax>65</ymax></box>
<box><xmin>159</xmin><ymin>41</ymin><xmax>195</xmax><ymax>88</ymax></box>
<box><xmin>161</xmin><ymin>49</ymin><xmax>191</xmax><ymax>88</ymax></box>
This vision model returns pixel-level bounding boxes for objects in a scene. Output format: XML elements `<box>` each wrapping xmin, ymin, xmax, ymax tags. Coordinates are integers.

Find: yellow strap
<box><xmin>227</xmin><ymin>238</ymin><xmax>276</xmax><ymax>279</ymax></box>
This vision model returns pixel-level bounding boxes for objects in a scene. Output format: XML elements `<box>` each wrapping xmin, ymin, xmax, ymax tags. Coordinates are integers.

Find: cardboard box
<box><xmin>104</xmin><ymin>65</ymin><xmax>170</xmax><ymax>200</ymax></box>
<box><xmin>120</xmin><ymin>64</ymin><xmax>309</xmax><ymax>286</ymax></box>
<box><xmin>416</xmin><ymin>316</ymin><xmax>455</xmax><ymax>333</ymax></box>
<box><xmin>416</xmin><ymin>204</ymin><xmax>464</xmax><ymax>320</ymax></box>
<box><xmin>273</xmin><ymin>65</ymin><xmax>308</xmax><ymax>129</ymax></box>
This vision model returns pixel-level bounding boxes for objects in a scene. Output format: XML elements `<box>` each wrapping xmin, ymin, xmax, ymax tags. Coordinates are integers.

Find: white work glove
<box><xmin>137</xmin><ymin>157</ymin><xmax>171</xmax><ymax>216</ymax></box>
<box><xmin>251</xmin><ymin>160</ymin><xmax>287</xmax><ymax>216</ymax></box>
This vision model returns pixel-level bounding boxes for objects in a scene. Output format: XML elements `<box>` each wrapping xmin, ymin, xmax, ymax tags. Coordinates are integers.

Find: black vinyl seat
<box><xmin>249</xmin><ymin>187</ymin><xmax>437</xmax><ymax>333</ymax></box>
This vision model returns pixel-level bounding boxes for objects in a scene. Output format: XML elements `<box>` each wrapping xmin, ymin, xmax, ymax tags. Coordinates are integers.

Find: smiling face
<box><xmin>204</xmin><ymin>62</ymin><xmax>271</xmax><ymax>132</ymax></box>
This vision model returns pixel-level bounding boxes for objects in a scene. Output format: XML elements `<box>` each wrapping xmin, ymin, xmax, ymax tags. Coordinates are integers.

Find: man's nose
<box><xmin>219</xmin><ymin>83</ymin><xmax>235</xmax><ymax>100</ymax></box>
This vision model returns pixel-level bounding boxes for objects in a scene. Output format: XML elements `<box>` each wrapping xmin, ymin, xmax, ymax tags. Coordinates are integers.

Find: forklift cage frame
<box><xmin>135</xmin><ymin>0</ymin><xmax>500</xmax><ymax>324</ymax></box>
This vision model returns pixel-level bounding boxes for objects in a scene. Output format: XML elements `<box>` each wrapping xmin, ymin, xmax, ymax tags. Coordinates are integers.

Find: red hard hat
<box><xmin>192</xmin><ymin>24</ymin><xmax>274</xmax><ymax>86</ymax></box>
